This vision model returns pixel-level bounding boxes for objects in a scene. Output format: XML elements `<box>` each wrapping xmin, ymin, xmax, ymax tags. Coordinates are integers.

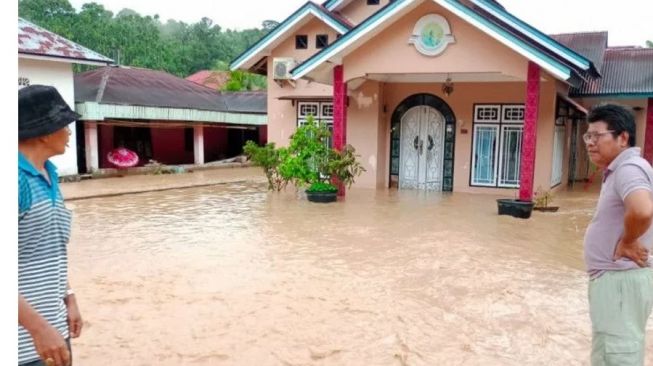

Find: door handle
<box><xmin>414</xmin><ymin>136</ymin><xmax>419</xmax><ymax>151</ymax></box>
<box><xmin>427</xmin><ymin>135</ymin><xmax>434</xmax><ymax>151</ymax></box>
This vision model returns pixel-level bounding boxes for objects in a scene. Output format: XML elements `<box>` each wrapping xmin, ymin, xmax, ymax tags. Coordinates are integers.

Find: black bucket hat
<box><xmin>19</xmin><ymin>85</ymin><xmax>81</xmax><ymax>140</ymax></box>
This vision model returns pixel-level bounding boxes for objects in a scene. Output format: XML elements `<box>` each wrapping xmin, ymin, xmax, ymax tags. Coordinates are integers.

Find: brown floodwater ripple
<box><xmin>65</xmin><ymin>181</ymin><xmax>653</xmax><ymax>365</ymax></box>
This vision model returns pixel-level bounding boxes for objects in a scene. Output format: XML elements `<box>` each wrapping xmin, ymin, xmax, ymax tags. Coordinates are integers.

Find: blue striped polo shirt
<box><xmin>18</xmin><ymin>152</ymin><xmax>71</xmax><ymax>365</ymax></box>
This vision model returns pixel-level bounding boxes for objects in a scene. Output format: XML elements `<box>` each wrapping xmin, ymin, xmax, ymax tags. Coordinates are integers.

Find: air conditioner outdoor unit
<box><xmin>273</xmin><ymin>58</ymin><xmax>297</xmax><ymax>80</ymax></box>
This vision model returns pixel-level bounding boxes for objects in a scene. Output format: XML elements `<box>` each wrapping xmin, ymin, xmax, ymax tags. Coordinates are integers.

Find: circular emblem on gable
<box><xmin>408</xmin><ymin>14</ymin><xmax>455</xmax><ymax>56</ymax></box>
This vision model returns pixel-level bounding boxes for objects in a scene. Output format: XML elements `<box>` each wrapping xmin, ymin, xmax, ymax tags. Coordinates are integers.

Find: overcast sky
<box><xmin>67</xmin><ymin>0</ymin><xmax>652</xmax><ymax>47</ymax></box>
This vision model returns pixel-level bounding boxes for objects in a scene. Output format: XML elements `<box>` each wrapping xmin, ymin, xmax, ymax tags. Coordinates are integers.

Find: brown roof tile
<box><xmin>549</xmin><ymin>31</ymin><xmax>608</xmax><ymax>73</ymax></box>
<box><xmin>185</xmin><ymin>70</ymin><xmax>230</xmax><ymax>90</ymax></box>
<box><xmin>570</xmin><ymin>47</ymin><xmax>653</xmax><ymax>96</ymax></box>
<box><xmin>75</xmin><ymin>66</ymin><xmax>266</xmax><ymax>114</ymax></box>
<box><xmin>18</xmin><ymin>18</ymin><xmax>113</xmax><ymax>64</ymax></box>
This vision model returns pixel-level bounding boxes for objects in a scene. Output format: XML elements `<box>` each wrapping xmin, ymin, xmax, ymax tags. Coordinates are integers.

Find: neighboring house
<box><xmin>186</xmin><ymin>70</ymin><xmax>230</xmax><ymax>90</ymax></box>
<box><xmin>231</xmin><ymin>0</ymin><xmax>653</xmax><ymax>197</ymax></box>
<box><xmin>18</xmin><ymin>17</ymin><xmax>114</xmax><ymax>176</ymax></box>
<box><xmin>74</xmin><ymin>66</ymin><xmax>267</xmax><ymax>172</ymax></box>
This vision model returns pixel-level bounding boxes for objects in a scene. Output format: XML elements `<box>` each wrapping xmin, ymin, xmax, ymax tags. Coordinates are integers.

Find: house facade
<box><xmin>231</xmin><ymin>0</ymin><xmax>653</xmax><ymax>197</ymax></box>
<box><xmin>18</xmin><ymin>18</ymin><xmax>114</xmax><ymax>176</ymax></box>
<box><xmin>74</xmin><ymin>66</ymin><xmax>267</xmax><ymax>172</ymax></box>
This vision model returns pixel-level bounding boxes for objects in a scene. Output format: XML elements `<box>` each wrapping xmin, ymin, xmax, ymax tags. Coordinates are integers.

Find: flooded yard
<box><xmin>65</xmin><ymin>179</ymin><xmax>653</xmax><ymax>365</ymax></box>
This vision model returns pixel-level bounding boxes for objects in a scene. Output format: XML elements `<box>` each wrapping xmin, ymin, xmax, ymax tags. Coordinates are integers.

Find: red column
<box><xmin>519</xmin><ymin>61</ymin><xmax>540</xmax><ymax>201</ymax></box>
<box><xmin>333</xmin><ymin>64</ymin><xmax>347</xmax><ymax>196</ymax></box>
<box><xmin>644</xmin><ymin>98</ymin><xmax>653</xmax><ymax>164</ymax></box>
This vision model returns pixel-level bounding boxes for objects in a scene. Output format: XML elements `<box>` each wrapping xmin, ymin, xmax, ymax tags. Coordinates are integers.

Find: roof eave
<box><xmin>19</xmin><ymin>52</ymin><xmax>114</xmax><ymax>66</ymax></box>
<box><xmin>292</xmin><ymin>0</ymin><xmax>420</xmax><ymax>80</ymax></box>
<box><xmin>292</xmin><ymin>0</ymin><xmax>573</xmax><ymax>82</ymax></box>
<box><xmin>229</xmin><ymin>2</ymin><xmax>350</xmax><ymax>72</ymax></box>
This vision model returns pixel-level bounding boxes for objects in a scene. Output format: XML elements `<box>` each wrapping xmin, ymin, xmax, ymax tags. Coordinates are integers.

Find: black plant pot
<box><xmin>496</xmin><ymin>199</ymin><xmax>535</xmax><ymax>219</ymax></box>
<box><xmin>306</xmin><ymin>190</ymin><xmax>338</xmax><ymax>203</ymax></box>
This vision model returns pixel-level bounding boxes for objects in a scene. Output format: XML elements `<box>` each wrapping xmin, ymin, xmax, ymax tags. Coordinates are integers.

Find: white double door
<box><xmin>399</xmin><ymin>105</ymin><xmax>445</xmax><ymax>191</ymax></box>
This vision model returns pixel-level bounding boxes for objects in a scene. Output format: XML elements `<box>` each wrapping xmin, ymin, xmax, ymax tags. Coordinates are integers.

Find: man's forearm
<box><xmin>622</xmin><ymin>208</ymin><xmax>653</xmax><ymax>244</ymax></box>
<box><xmin>19</xmin><ymin>294</ymin><xmax>47</xmax><ymax>333</ymax></box>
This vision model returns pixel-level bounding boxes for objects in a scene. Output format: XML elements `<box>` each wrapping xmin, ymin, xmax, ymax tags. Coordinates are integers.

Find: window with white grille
<box><xmin>502</xmin><ymin>105</ymin><xmax>525</xmax><ymax>123</ymax></box>
<box><xmin>471</xmin><ymin>125</ymin><xmax>499</xmax><ymax>186</ymax></box>
<box><xmin>298</xmin><ymin>102</ymin><xmax>319</xmax><ymax>119</ymax></box>
<box><xmin>471</xmin><ymin>104</ymin><xmax>525</xmax><ymax>188</ymax></box>
<box><xmin>498</xmin><ymin>125</ymin><xmax>523</xmax><ymax>187</ymax></box>
<box><xmin>297</xmin><ymin>101</ymin><xmax>334</xmax><ymax>147</ymax></box>
<box><xmin>474</xmin><ymin>105</ymin><xmax>501</xmax><ymax>123</ymax></box>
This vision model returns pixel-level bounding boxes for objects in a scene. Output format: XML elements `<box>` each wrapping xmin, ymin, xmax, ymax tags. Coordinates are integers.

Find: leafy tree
<box><xmin>222</xmin><ymin>70</ymin><xmax>266</xmax><ymax>92</ymax></box>
<box><xmin>19</xmin><ymin>0</ymin><xmax>76</xmax><ymax>38</ymax></box>
<box><xmin>116</xmin><ymin>8</ymin><xmax>139</xmax><ymax>18</ymax></box>
<box><xmin>19</xmin><ymin>0</ymin><xmax>277</xmax><ymax>83</ymax></box>
<box><xmin>647</xmin><ymin>40</ymin><xmax>653</xmax><ymax>48</ymax></box>
<box><xmin>243</xmin><ymin>141</ymin><xmax>286</xmax><ymax>191</ymax></box>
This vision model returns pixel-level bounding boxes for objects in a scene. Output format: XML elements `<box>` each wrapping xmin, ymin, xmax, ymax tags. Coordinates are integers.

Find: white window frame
<box><xmin>497</xmin><ymin>125</ymin><xmax>524</xmax><ymax>188</ymax></box>
<box><xmin>297</xmin><ymin>101</ymin><xmax>333</xmax><ymax>125</ymax></box>
<box><xmin>501</xmin><ymin>104</ymin><xmax>525</xmax><ymax>124</ymax></box>
<box><xmin>470</xmin><ymin>104</ymin><xmax>525</xmax><ymax>188</ymax></box>
<box><xmin>471</xmin><ymin>124</ymin><xmax>500</xmax><ymax>187</ymax></box>
<box><xmin>474</xmin><ymin>104</ymin><xmax>501</xmax><ymax>123</ymax></box>
<box><xmin>297</xmin><ymin>101</ymin><xmax>334</xmax><ymax>148</ymax></box>
<box><xmin>298</xmin><ymin>101</ymin><xmax>320</xmax><ymax>120</ymax></box>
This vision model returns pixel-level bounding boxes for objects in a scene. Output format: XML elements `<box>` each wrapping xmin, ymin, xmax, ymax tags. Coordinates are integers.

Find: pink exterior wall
<box><xmin>342</xmin><ymin>1</ymin><xmax>528</xmax><ymax>82</ymax></box>
<box><xmin>263</xmin><ymin>0</ymin><xmax>574</xmax><ymax>194</ymax></box>
<box><xmin>347</xmin><ymin>80</ymin><xmax>386</xmax><ymax>188</ymax></box>
<box><xmin>267</xmin><ymin>18</ymin><xmax>340</xmax><ymax>147</ymax></box>
<box><xmin>150</xmin><ymin>128</ymin><xmax>194</xmax><ymax>165</ymax></box>
<box><xmin>336</xmin><ymin>0</ymin><xmax>559</xmax><ymax>194</ymax></box>
<box><xmin>340</xmin><ymin>0</ymin><xmax>392</xmax><ymax>26</ymax></box>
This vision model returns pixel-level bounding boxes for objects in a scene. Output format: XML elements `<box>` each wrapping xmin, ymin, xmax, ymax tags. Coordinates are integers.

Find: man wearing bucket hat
<box><xmin>18</xmin><ymin>85</ymin><xmax>83</xmax><ymax>366</ymax></box>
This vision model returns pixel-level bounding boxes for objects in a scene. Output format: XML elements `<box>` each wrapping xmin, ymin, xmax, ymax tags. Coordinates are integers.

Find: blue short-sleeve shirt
<box><xmin>18</xmin><ymin>152</ymin><xmax>72</xmax><ymax>365</ymax></box>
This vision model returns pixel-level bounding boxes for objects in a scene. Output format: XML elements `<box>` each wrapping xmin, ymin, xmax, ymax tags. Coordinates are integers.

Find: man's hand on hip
<box><xmin>614</xmin><ymin>238</ymin><xmax>650</xmax><ymax>267</ymax></box>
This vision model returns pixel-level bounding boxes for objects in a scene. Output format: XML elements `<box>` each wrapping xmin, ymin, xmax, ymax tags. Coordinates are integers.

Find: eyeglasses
<box><xmin>582</xmin><ymin>130</ymin><xmax>614</xmax><ymax>144</ymax></box>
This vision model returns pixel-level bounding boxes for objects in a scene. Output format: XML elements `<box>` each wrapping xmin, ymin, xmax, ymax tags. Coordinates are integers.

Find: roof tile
<box><xmin>18</xmin><ymin>18</ymin><xmax>113</xmax><ymax>64</ymax></box>
<box><xmin>75</xmin><ymin>66</ymin><xmax>266</xmax><ymax>115</ymax></box>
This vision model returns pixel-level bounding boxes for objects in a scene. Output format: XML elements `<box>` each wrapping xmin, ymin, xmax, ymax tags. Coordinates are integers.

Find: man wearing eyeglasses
<box><xmin>583</xmin><ymin>103</ymin><xmax>653</xmax><ymax>365</ymax></box>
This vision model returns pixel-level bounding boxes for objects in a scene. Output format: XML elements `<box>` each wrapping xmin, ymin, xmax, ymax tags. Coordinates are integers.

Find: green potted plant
<box><xmin>279</xmin><ymin>115</ymin><xmax>365</xmax><ymax>203</ymax></box>
<box><xmin>243</xmin><ymin>115</ymin><xmax>365</xmax><ymax>203</ymax></box>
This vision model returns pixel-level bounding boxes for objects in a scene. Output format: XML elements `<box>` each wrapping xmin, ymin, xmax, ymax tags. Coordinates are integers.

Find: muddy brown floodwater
<box><xmin>65</xmin><ymin>179</ymin><xmax>653</xmax><ymax>365</ymax></box>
